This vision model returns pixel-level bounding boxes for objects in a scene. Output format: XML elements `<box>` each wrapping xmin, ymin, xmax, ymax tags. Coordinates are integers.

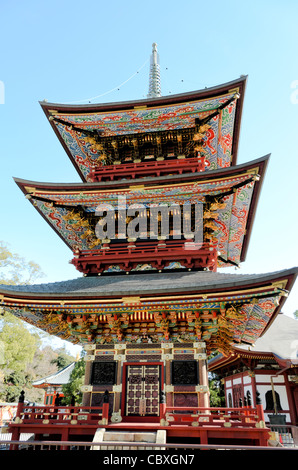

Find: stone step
<box><xmin>91</xmin><ymin>428</ymin><xmax>166</xmax><ymax>450</ymax></box>
<box><xmin>103</xmin><ymin>431</ymin><xmax>157</xmax><ymax>442</ymax></box>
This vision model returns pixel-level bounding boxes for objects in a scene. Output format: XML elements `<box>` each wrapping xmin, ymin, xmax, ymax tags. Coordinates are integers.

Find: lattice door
<box><xmin>233</xmin><ymin>384</ymin><xmax>243</xmax><ymax>407</ymax></box>
<box><xmin>126</xmin><ymin>365</ymin><xmax>160</xmax><ymax>416</ymax></box>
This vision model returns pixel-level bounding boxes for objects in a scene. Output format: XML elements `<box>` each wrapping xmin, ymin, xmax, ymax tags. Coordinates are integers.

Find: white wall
<box><xmin>255</xmin><ymin>374</ymin><xmax>290</xmax><ymax>422</ymax></box>
<box><xmin>225</xmin><ymin>372</ymin><xmax>291</xmax><ymax>422</ymax></box>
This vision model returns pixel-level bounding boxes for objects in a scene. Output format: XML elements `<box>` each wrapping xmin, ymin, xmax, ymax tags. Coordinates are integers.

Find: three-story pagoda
<box><xmin>1</xmin><ymin>45</ymin><xmax>297</xmax><ymax>424</ymax></box>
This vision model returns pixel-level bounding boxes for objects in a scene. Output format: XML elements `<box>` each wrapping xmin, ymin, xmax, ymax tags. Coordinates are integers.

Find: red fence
<box><xmin>89</xmin><ymin>156</ymin><xmax>206</xmax><ymax>181</ymax></box>
<box><xmin>14</xmin><ymin>402</ymin><xmax>265</xmax><ymax>429</ymax></box>
<box><xmin>16</xmin><ymin>403</ymin><xmax>109</xmax><ymax>426</ymax></box>
<box><xmin>7</xmin><ymin>402</ymin><xmax>271</xmax><ymax>449</ymax></box>
<box><xmin>159</xmin><ymin>404</ymin><xmax>266</xmax><ymax>428</ymax></box>
<box><xmin>72</xmin><ymin>240</ymin><xmax>218</xmax><ymax>274</ymax></box>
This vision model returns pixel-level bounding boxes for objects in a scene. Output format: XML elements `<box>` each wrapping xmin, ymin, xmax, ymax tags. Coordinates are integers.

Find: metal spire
<box><xmin>147</xmin><ymin>43</ymin><xmax>161</xmax><ymax>98</ymax></box>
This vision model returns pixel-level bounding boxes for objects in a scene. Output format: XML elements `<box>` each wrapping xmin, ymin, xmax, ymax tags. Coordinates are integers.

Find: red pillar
<box><xmin>9</xmin><ymin>392</ymin><xmax>25</xmax><ymax>450</ymax></box>
<box><xmin>284</xmin><ymin>372</ymin><xmax>297</xmax><ymax>424</ymax></box>
<box><xmin>256</xmin><ymin>403</ymin><xmax>265</xmax><ymax>423</ymax></box>
<box><xmin>102</xmin><ymin>402</ymin><xmax>109</xmax><ymax>424</ymax></box>
<box><xmin>159</xmin><ymin>403</ymin><xmax>166</xmax><ymax>422</ymax></box>
<box><xmin>60</xmin><ymin>428</ymin><xmax>70</xmax><ymax>450</ymax></box>
<box><xmin>10</xmin><ymin>426</ymin><xmax>21</xmax><ymax>451</ymax></box>
<box><xmin>200</xmin><ymin>430</ymin><xmax>208</xmax><ymax>447</ymax></box>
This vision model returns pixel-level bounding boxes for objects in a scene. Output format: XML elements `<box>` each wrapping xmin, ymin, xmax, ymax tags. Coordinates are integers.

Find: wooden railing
<box><xmin>16</xmin><ymin>404</ymin><xmax>109</xmax><ymax>426</ymax></box>
<box><xmin>89</xmin><ymin>156</ymin><xmax>206</xmax><ymax>182</ymax></box>
<box><xmin>159</xmin><ymin>404</ymin><xmax>267</xmax><ymax>428</ymax></box>
<box><xmin>13</xmin><ymin>403</ymin><xmax>265</xmax><ymax>429</ymax></box>
<box><xmin>71</xmin><ymin>240</ymin><xmax>218</xmax><ymax>275</ymax></box>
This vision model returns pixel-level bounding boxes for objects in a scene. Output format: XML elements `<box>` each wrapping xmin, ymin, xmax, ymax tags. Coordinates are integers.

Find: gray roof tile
<box><xmin>0</xmin><ymin>268</ymin><xmax>297</xmax><ymax>298</ymax></box>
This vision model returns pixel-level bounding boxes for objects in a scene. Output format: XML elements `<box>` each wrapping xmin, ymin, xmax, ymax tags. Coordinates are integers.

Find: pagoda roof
<box><xmin>208</xmin><ymin>314</ymin><xmax>298</xmax><ymax>371</ymax></box>
<box><xmin>0</xmin><ymin>267</ymin><xmax>296</xmax><ymax>298</ymax></box>
<box><xmin>40</xmin><ymin>77</ymin><xmax>247</xmax><ymax>181</ymax></box>
<box><xmin>32</xmin><ymin>362</ymin><xmax>76</xmax><ymax>387</ymax></box>
<box><xmin>0</xmin><ymin>267</ymin><xmax>297</xmax><ymax>353</ymax></box>
<box><xmin>15</xmin><ymin>155</ymin><xmax>268</xmax><ymax>269</ymax></box>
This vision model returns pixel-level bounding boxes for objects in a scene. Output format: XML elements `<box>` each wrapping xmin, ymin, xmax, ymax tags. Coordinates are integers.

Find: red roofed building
<box><xmin>32</xmin><ymin>362</ymin><xmax>76</xmax><ymax>405</ymax></box>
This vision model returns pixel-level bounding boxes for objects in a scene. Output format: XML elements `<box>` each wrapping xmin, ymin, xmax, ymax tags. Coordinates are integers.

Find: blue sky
<box><xmin>1</xmin><ymin>1</ymin><xmax>298</xmax><ymax>351</ymax></box>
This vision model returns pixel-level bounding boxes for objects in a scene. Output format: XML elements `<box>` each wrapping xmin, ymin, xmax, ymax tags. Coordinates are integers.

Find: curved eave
<box><xmin>209</xmin><ymin>348</ymin><xmax>298</xmax><ymax>373</ymax></box>
<box><xmin>14</xmin><ymin>154</ymin><xmax>268</xmax><ymax>261</ymax></box>
<box><xmin>208</xmin><ymin>349</ymin><xmax>276</xmax><ymax>372</ymax></box>
<box><xmin>40</xmin><ymin>76</ymin><xmax>247</xmax><ymax>181</ymax></box>
<box><xmin>1</xmin><ymin>267</ymin><xmax>296</xmax><ymax>348</ymax></box>
<box><xmin>14</xmin><ymin>153</ymin><xmax>267</xmax><ymax>192</ymax></box>
<box><xmin>0</xmin><ymin>266</ymin><xmax>296</xmax><ymax>304</ymax></box>
<box><xmin>32</xmin><ymin>362</ymin><xmax>76</xmax><ymax>387</ymax></box>
<box><xmin>40</xmin><ymin>76</ymin><xmax>247</xmax><ymax>113</ymax></box>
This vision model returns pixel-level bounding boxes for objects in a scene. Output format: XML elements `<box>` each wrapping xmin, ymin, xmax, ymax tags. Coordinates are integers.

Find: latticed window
<box><xmin>171</xmin><ymin>361</ymin><xmax>199</xmax><ymax>385</ymax></box>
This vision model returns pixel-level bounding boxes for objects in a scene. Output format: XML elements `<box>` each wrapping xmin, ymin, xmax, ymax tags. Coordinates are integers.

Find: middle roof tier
<box><xmin>15</xmin><ymin>155</ymin><xmax>268</xmax><ymax>271</ymax></box>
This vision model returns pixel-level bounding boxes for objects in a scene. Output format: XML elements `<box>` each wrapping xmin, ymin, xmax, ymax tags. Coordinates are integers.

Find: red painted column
<box><xmin>200</xmin><ymin>430</ymin><xmax>208</xmax><ymax>446</ymax></box>
<box><xmin>159</xmin><ymin>403</ymin><xmax>166</xmax><ymax>422</ymax></box>
<box><xmin>284</xmin><ymin>371</ymin><xmax>297</xmax><ymax>424</ymax></box>
<box><xmin>102</xmin><ymin>402</ymin><xmax>109</xmax><ymax>424</ymax></box>
<box><xmin>60</xmin><ymin>428</ymin><xmax>70</xmax><ymax>450</ymax></box>
<box><xmin>9</xmin><ymin>391</ymin><xmax>25</xmax><ymax>450</ymax></box>
<box><xmin>250</xmin><ymin>372</ymin><xmax>258</xmax><ymax>407</ymax></box>
<box><xmin>256</xmin><ymin>403</ymin><xmax>265</xmax><ymax>423</ymax></box>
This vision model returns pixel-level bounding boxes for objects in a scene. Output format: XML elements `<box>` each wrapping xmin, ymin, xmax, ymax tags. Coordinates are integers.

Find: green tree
<box><xmin>294</xmin><ymin>310</ymin><xmax>298</xmax><ymax>320</ymax></box>
<box><xmin>0</xmin><ymin>241</ymin><xmax>45</xmax><ymax>401</ymax></box>
<box><xmin>209</xmin><ymin>374</ymin><xmax>225</xmax><ymax>407</ymax></box>
<box><xmin>0</xmin><ymin>243</ymin><xmax>80</xmax><ymax>403</ymax></box>
<box><xmin>0</xmin><ymin>312</ymin><xmax>40</xmax><ymax>372</ymax></box>
<box><xmin>51</xmin><ymin>350</ymin><xmax>74</xmax><ymax>370</ymax></box>
<box><xmin>62</xmin><ymin>356</ymin><xmax>86</xmax><ymax>405</ymax></box>
<box><xmin>0</xmin><ymin>312</ymin><xmax>41</xmax><ymax>401</ymax></box>
<box><xmin>3</xmin><ymin>370</ymin><xmax>30</xmax><ymax>403</ymax></box>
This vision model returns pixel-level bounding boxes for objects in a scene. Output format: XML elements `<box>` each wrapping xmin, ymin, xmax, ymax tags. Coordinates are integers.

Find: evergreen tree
<box><xmin>62</xmin><ymin>355</ymin><xmax>86</xmax><ymax>405</ymax></box>
<box><xmin>0</xmin><ymin>241</ymin><xmax>76</xmax><ymax>402</ymax></box>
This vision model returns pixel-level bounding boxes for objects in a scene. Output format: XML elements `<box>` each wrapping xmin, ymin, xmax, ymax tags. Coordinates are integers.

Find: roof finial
<box><xmin>147</xmin><ymin>42</ymin><xmax>161</xmax><ymax>98</ymax></box>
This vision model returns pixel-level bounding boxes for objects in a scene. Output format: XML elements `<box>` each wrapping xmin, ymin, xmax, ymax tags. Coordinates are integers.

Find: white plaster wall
<box><xmin>255</xmin><ymin>383</ymin><xmax>290</xmax><ymax>422</ymax></box>
<box><xmin>256</xmin><ymin>374</ymin><xmax>284</xmax><ymax>384</ymax></box>
<box><xmin>232</xmin><ymin>377</ymin><xmax>242</xmax><ymax>385</ymax></box>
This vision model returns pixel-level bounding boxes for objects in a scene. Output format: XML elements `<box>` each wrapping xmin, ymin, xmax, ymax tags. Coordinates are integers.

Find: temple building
<box><xmin>1</xmin><ymin>45</ymin><xmax>297</xmax><ymax>446</ymax></box>
<box><xmin>209</xmin><ymin>313</ymin><xmax>298</xmax><ymax>426</ymax></box>
<box><xmin>32</xmin><ymin>362</ymin><xmax>76</xmax><ymax>405</ymax></box>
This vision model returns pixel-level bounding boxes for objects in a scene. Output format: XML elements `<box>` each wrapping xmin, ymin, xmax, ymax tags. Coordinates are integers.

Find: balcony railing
<box><xmin>16</xmin><ymin>404</ymin><xmax>109</xmax><ymax>426</ymax></box>
<box><xmin>71</xmin><ymin>240</ymin><xmax>218</xmax><ymax>275</ymax></box>
<box><xmin>89</xmin><ymin>156</ymin><xmax>206</xmax><ymax>182</ymax></box>
<box><xmin>159</xmin><ymin>404</ymin><xmax>266</xmax><ymax>428</ymax></box>
<box><xmin>5</xmin><ymin>402</ymin><xmax>297</xmax><ymax>450</ymax></box>
<box><xmin>11</xmin><ymin>402</ymin><xmax>265</xmax><ymax>429</ymax></box>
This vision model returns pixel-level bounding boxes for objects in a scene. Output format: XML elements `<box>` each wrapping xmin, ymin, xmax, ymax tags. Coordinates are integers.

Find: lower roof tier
<box><xmin>208</xmin><ymin>314</ymin><xmax>298</xmax><ymax>372</ymax></box>
<box><xmin>0</xmin><ymin>267</ymin><xmax>296</xmax><ymax>356</ymax></box>
<box><xmin>15</xmin><ymin>155</ymin><xmax>268</xmax><ymax>270</ymax></box>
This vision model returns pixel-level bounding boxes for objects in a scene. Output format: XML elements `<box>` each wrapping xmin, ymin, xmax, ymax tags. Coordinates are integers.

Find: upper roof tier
<box><xmin>40</xmin><ymin>77</ymin><xmax>247</xmax><ymax>182</ymax></box>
